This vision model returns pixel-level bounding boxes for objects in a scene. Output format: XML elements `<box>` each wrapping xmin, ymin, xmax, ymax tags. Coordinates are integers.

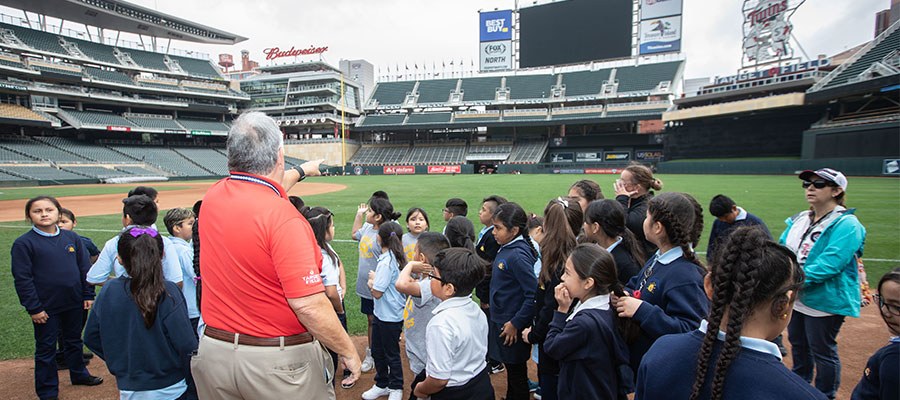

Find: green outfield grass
<box><xmin>1</xmin><ymin>174</ymin><xmax>898</xmax><ymax>359</ymax></box>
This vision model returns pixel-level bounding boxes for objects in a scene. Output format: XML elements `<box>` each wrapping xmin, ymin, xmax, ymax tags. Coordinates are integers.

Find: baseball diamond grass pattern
<box><xmin>1</xmin><ymin>174</ymin><xmax>898</xmax><ymax>359</ymax></box>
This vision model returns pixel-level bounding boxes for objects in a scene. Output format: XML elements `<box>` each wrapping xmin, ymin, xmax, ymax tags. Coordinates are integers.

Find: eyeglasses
<box><xmin>425</xmin><ymin>272</ymin><xmax>445</xmax><ymax>283</ymax></box>
<box><xmin>802</xmin><ymin>180</ymin><xmax>832</xmax><ymax>189</ymax></box>
<box><xmin>875</xmin><ymin>294</ymin><xmax>900</xmax><ymax>316</ymax></box>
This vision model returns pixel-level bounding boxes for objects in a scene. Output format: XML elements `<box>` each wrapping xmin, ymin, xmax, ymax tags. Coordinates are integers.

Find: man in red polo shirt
<box><xmin>192</xmin><ymin>111</ymin><xmax>360</xmax><ymax>399</ymax></box>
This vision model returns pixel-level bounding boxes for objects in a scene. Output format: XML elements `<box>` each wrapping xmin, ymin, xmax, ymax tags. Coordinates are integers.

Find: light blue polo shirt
<box><xmin>373</xmin><ymin>251</ymin><xmax>405</xmax><ymax>322</ymax></box>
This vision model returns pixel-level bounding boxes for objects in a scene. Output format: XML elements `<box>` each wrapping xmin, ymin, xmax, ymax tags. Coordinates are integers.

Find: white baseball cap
<box><xmin>799</xmin><ymin>168</ymin><xmax>848</xmax><ymax>191</ymax></box>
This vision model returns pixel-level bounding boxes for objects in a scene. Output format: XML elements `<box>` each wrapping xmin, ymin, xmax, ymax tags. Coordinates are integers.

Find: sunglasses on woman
<box><xmin>801</xmin><ymin>180</ymin><xmax>832</xmax><ymax>189</ymax></box>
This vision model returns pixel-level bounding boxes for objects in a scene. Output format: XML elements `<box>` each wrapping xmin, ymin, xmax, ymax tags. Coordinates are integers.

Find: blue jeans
<box><xmin>787</xmin><ymin>312</ymin><xmax>845</xmax><ymax>399</ymax></box>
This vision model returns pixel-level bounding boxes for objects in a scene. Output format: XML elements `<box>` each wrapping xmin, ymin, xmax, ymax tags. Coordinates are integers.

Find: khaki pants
<box><xmin>191</xmin><ymin>334</ymin><xmax>335</xmax><ymax>400</ymax></box>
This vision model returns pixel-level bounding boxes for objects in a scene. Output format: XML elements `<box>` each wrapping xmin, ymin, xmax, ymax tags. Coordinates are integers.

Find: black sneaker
<box><xmin>489</xmin><ymin>361</ymin><xmax>505</xmax><ymax>374</ymax></box>
<box><xmin>72</xmin><ymin>376</ymin><xmax>104</xmax><ymax>386</ymax></box>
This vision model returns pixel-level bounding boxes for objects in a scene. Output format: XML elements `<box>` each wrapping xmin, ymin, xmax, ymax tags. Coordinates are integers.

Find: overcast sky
<box><xmin>1</xmin><ymin>0</ymin><xmax>890</xmax><ymax>79</ymax></box>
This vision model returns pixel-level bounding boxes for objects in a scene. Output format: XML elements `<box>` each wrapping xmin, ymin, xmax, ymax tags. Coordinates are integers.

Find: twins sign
<box><xmin>480</xmin><ymin>10</ymin><xmax>513</xmax><ymax>42</ymax></box>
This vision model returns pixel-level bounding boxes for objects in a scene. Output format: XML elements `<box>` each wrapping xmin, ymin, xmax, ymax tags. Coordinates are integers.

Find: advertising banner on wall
<box><xmin>635</xmin><ymin>150</ymin><xmax>664</xmax><ymax>160</ymax></box>
<box><xmin>550</xmin><ymin>153</ymin><xmax>575</xmax><ymax>163</ymax></box>
<box><xmin>640</xmin><ymin>0</ymin><xmax>684</xmax><ymax>19</ymax></box>
<box><xmin>584</xmin><ymin>168</ymin><xmax>621</xmax><ymax>174</ymax></box>
<box><xmin>639</xmin><ymin>15</ymin><xmax>682</xmax><ymax>55</ymax></box>
<box><xmin>604</xmin><ymin>151</ymin><xmax>631</xmax><ymax>161</ymax></box>
<box><xmin>480</xmin><ymin>10</ymin><xmax>513</xmax><ymax>42</ymax></box>
<box><xmin>427</xmin><ymin>165</ymin><xmax>462</xmax><ymax>174</ymax></box>
<box><xmin>480</xmin><ymin>40</ymin><xmax>513</xmax><ymax>71</ymax></box>
<box><xmin>384</xmin><ymin>166</ymin><xmax>415</xmax><ymax>175</ymax></box>
<box><xmin>576</xmin><ymin>152</ymin><xmax>602</xmax><ymax>162</ymax></box>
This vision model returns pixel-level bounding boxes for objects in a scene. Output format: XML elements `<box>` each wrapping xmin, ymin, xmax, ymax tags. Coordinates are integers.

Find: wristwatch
<box><xmin>293</xmin><ymin>165</ymin><xmax>307</xmax><ymax>181</ymax></box>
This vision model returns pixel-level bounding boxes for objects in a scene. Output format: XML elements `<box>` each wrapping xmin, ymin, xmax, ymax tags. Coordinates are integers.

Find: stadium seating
<box><xmin>31</xmin><ymin>64</ymin><xmax>85</xmax><ymax>79</ymax></box>
<box><xmin>174</xmin><ymin>147</ymin><xmax>229</xmax><ymax>175</ymax></box>
<box><xmin>614</xmin><ymin>61</ymin><xmax>681</xmax><ymax>92</ymax></box>
<box><xmin>0</xmin><ymin>53</ymin><xmax>26</xmax><ymax>69</ymax></box>
<box><xmin>115</xmin><ymin>165</ymin><xmax>166</xmax><ymax>176</ymax></box>
<box><xmin>0</xmin><ymin>135</ymin><xmax>90</xmax><ymax>162</ymax></box>
<box><xmin>84</xmin><ymin>67</ymin><xmax>135</xmax><ymax>85</ymax></box>
<box><xmin>0</xmin><ymin>22</ymin><xmax>68</xmax><ymax>54</ymax></box>
<box><xmin>31</xmin><ymin>137</ymin><xmax>135</xmax><ymax>162</ymax></box>
<box><xmin>416</xmin><ymin>79</ymin><xmax>458</xmax><ymax>103</ymax></box>
<box><xmin>506</xmin><ymin>74</ymin><xmax>555</xmax><ymax>100</ymax></box>
<box><xmin>109</xmin><ymin>145</ymin><xmax>213</xmax><ymax>176</ymax></box>
<box><xmin>62</xmin><ymin>165</ymin><xmax>129</xmax><ymax>178</ymax></box>
<box><xmin>120</xmin><ymin>48</ymin><xmax>170</xmax><ymax>71</ymax></box>
<box><xmin>369</xmin><ymin>81</ymin><xmax>416</xmax><ymax>106</ymax></box>
<box><xmin>460</xmin><ymin>77</ymin><xmax>502</xmax><ymax>102</ymax></box>
<box><xmin>406</xmin><ymin>112</ymin><xmax>452</xmax><ymax>124</ymax></box>
<box><xmin>170</xmin><ymin>54</ymin><xmax>221</xmax><ymax>78</ymax></box>
<box><xmin>1</xmin><ymin>165</ymin><xmax>89</xmax><ymax>181</ymax></box>
<box><xmin>818</xmin><ymin>26</ymin><xmax>900</xmax><ymax>90</ymax></box>
<box><xmin>467</xmin><ymin>143</ymin><xmax>512</xmax><ymax>161</ymax></box>
<box><xmin>65</xmin><ymin>37</ymin><xmax>121</xmax><ymax>65</ymax></box>
<box><xmin>350</xmin><ymin>145</ymin><xmax>410</xmax><ymax>165</ymax></box>
<box><xmin>0</xmin><ymin>144</ymin><xmax>38</xmax><ymax>161</ymax></box>
<box><xmin>405</xmin><ymin>144</ymin><xmax>466</xmax><ymax>164</ymax></box>
<box><xmin>359</xmin><ymin>114</ymin><xmax>406</xmax><ymax>127</ymax></box>
<box><xmin>561</xmin><ymin>68</ymin><xmax>613</xmax><ymax>96</ymax></box>
<box><xmin>177</xmin><ymin>119</ymin><xmax>230</xmax><ymax>132</ymax></box>
<box><xmin>61</xmin><ymin>110</ymin><xmax>136</xmax><ymax>128</ymax></box>
<box><xmin>0</xmin><ymin>169</ymin><xmax>26</xmax><ymax>180</ymax></box>
<box><xmin>507</xmin><ymin>141</ymin><xmax>548</xmax><ymax>164</ymax></box>
<box><xmin>126</xmin><ymin>116</ymin><xmax>184</xmax><ymax>130</ymax></box>
<box><xmin>0</xmin><ymin>103</ymin><xmax>49</xmax><ymax>123</ymax></box>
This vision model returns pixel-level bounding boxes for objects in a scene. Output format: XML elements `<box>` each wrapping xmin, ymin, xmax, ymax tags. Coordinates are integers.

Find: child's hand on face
<box><xmin>555</xmin><ymin>283</ymin><xmax>573</xmax><ymax>313</ymax></box>
<box><xmin>409</xmin><ymin>261</ymin><xmax>433</xmax><ymax>275</ymax></box>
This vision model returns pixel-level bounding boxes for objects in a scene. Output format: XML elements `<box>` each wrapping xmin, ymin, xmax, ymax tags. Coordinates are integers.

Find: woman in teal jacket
<box><xmin>779</xmin><ymin>168</ymin><xmax>866</xmax><ymax>400</ymax></box>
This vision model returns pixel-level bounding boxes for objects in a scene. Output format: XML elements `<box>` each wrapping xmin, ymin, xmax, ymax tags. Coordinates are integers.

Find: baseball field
<box><xmin>0</xmin><ymin>173</ymin><xmax>897</xmax><ymax>399</ymax></box>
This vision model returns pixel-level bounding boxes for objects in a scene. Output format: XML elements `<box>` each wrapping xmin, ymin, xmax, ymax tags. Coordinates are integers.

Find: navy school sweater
<box><xmin>610</xmin><ymin>244</ymin><xmax>641</xmax><ymax>286</ymax></box>
<box><xmin>83</xmin><ymin>278</ymin><xmax>198</xmax><ymax>391</ymax></box>
<box><xmin>475</xmin><ymin>226</ymin><xmax>501</xmax><ymax>304</ymax></box>
<box><xmin>706</xmin><ymin>211</ymin><xmax>770</xmax><ymax>261</ymax></box>
<box><xmin>636</xmin><ymin>330</ymin><xmax>827</xmax><ymax>400</ymax></box>
<box><xmin>544</xmin><ymin>308</ymin><xmax>631</xmax><ymax>400</ymax></box>
<box><xmin>11</xmin><ymin>228</ymin><xmax>94</xmax><ymax>315</ymax></box>
<box><xmin>527</xmin><ymin>267</ymin><xmax>562</xmax><ymax>375</ymax></box>
<box><xmin>625</xmin><ymin>252</ymin><xmax>708</xmax><ymax>372</ymax></box>
<box><xmin>851</xmin><ymin>340</ymin><xmax>899</xmax><ymax>400</ymax></box>
<box><xmin>490</xmin><ymin>237</ymin><xmax>537</xmax><ymax>329</ymax></box>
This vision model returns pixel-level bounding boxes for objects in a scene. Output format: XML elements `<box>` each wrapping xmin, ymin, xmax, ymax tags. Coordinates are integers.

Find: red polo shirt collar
<box><xmin>228</xmin><ymin>171</ymin><xmax>287</xmax><ymax>199</ymax></box>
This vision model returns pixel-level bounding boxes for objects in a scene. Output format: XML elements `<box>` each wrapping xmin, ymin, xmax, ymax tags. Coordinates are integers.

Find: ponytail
<box><xmin>118</xmin><ymin>227</ymin><xmax>166</xmax><ymax>329</ymax></box>
<box><xmin>568</xmin><ymin>244</ymin><xmax>639</xmax><ymax>343</ymax></box>
<box><xmin>191</xmin><ymin>200</ymin><xmax>202</xmax><ymax>307</ymax></box>
<box><xmin>647</xmin><ymin>192</ymin><xmax>704</xmax><ymax>269</ymax></box>
<box><xmin>539</xmin><ymin>197</ymin><xmax>582</xmax><ymax>285</ymax></box>
<box><xmin>378</xmin><ymin>222</ymin><xmax>407</xmax><ymax>267</ymax></box>
<box><xmin>445</xmin><ymin>216</ymin><xmax>476</xmax><ymax>251</ymax></box>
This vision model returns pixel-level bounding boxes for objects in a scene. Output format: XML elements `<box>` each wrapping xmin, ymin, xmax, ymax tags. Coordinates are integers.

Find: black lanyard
<box><xmin>797</xmin><ymin>209</ymin><xmax>835</xmax><ymax>249</ymax></box>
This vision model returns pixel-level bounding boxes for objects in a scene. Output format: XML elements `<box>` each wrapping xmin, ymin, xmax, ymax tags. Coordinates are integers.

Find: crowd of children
<box><xmin>10</xmin><ymin>164</ymin><xmax>895</xmax><ymax>400</ymax></box>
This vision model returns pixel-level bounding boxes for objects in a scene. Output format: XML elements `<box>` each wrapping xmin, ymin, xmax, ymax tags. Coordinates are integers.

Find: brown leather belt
<box><xmin>204</xmin><ymin>326</ymin><xmax>313</xmax><ymax>347</ymax></box>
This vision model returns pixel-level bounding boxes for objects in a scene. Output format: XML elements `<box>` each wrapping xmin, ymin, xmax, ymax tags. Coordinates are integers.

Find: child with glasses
<box><xmin>412</xmin><ymin>248</ymin><xmax>495</xmax><ymax>400</ymax></box>
<box><xmin>850</xmin><ymin>268</ymin><xmax>900</xmax><ymax>400</ymax></box>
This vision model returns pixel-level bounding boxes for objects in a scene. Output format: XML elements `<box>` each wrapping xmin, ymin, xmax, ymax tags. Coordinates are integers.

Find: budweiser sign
<box><xmin>263</xmin><ymin>45</ymin><xmax>329</xmax><ymax>61</ymax></box>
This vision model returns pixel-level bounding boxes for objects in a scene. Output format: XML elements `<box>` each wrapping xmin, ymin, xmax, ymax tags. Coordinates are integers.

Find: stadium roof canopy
<box><xmin>0</xmin><ymin>0</ymin><xmax>247</xmax><ymax>44</ymax></box>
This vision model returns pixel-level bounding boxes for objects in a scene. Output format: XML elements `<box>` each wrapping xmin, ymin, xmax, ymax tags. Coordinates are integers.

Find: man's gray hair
<box><xmin>226</xmin><ymin>111</ymin><xmax>284</xmax><ymax>175</ymax></box>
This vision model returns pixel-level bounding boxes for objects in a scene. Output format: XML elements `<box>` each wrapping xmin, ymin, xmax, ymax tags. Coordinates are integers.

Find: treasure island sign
<box><xmin>263</xmin><ymin>45</ymin><xmax>329</xmax><ymax>61</ymax></box>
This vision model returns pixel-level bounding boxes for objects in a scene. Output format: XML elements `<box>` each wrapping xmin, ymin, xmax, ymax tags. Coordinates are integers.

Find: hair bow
<box><xmin>556</xmin><ymin>196</ymin><xmax>569</xmax><ymax>208</ymax></box>
<box><xmin>129</xmin><ymin>227</ymin><xmax>159</xmax><ymax>238</ymax></box>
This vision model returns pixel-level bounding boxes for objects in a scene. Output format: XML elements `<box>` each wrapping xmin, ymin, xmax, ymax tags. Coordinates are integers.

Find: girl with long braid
<box><xmin>635</xmin><ymin>227</ymin><xmax>826</xmax><ymax>400</ymax></box>
<box><xmin>488</xmin><ymin>202</ymin><xmax>539</xmax><ymax>400</ymax></box>
<box><xmin>613</xmin><ymin>192</ymin><xmax>709</xmax><ymax>374</ymax></box>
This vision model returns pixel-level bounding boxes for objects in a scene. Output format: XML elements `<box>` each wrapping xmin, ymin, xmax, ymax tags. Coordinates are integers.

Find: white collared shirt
<box><xmin>606</xmin><ymin>236</ymin><xmax>624</xmax><ymax>253</ymax></box>
<box><xmin>735</xmin><ymin>207</ymin><xmax>748</xmax><ymax>222</ymax></box>
<box><xmin>567</xmin><ymin>294</ymin><xmax>611</xmax><ymax>321</ymax></box>
<box><xmin>426</xmin><ymin>295</ymin><xmax>488</xmax><ymax>387</ymax></box>
<box><xmin>697</xmin><ymin>319</ymin><xmax>782</xmax><ymax>360</ymax></box>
